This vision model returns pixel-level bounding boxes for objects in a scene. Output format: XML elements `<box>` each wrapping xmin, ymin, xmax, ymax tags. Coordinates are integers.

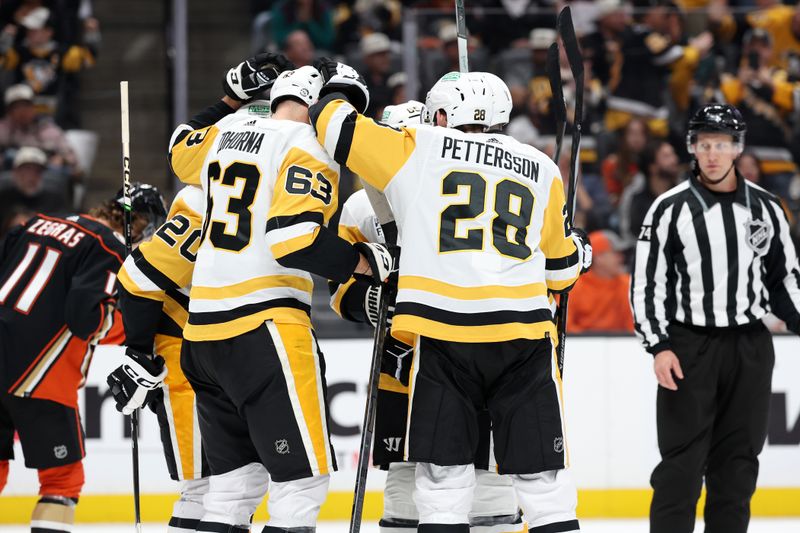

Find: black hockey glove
<box><xmin>354</xmin><ymin>242</ymin><xmax>393</xmax><ymax>286</ymax></box>
<box><xmin>107</xmin><ymin>348</ymin><xmax>167</xmax><ymax>416</ymax></box>
<box><xmin>223</xmin><ymin>53</ymin><xmax>296</xmax><ymax>102</ymax></box>
<box><xmin>313</xmin><ymin>57</ymin><xmax>370</xmax><ymax>114</ymax></box>
<box><xmin>571</xmin><ymin>227</ymin><xmax>592</xmax><ymax>273</ymax></box>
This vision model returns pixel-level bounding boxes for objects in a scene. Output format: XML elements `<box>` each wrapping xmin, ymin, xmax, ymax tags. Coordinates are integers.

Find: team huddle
<box><xmin>0</xmin><ymin>52</ymin><xmax>592</xmax><ymax>533</ymax></box>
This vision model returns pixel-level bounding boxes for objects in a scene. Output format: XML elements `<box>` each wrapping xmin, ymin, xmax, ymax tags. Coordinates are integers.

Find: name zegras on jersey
<box><xmin>311</xmin><ymin>95</ymin><xmax>581</xmax><ymax>343</ymax></box>
<box><xmin>170</xmin><ymin>100</ymin><xmax>364</xmax><ymax>341</ymax></box>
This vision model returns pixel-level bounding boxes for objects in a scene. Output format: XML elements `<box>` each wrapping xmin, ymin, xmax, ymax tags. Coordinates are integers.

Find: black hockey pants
<box><xmin>650</xmin><ymin>321</ymin><xmax>774</xmax><ymax>533</ymax></box>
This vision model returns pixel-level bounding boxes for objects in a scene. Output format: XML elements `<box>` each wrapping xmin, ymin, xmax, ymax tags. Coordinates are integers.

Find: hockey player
<box><xmin>107</xmin><ymin>184</ymin><xmax>207</xmax><ymax>533</ymax></box>
<box><xmin>166</xmin><ymin>63</ymin><xmax>391</xmax><ymax>533</ymax></box>
<box><xmin>105</xmin><ymin>53</ymin><xmax>289</xmax><ymax>533</ymax></box>
<box><xmin>310</xmin><ymin>65</ymin><xmax>591</xmax><ymax>533</ymax></box>
<box><xmin>332</xmin><ymin>96</ymin><xmax>525</xmax><ymax>533</ymax></box>
<box><xmin>0</xmin><ymin>183</ymin><xmax>166</xmax><ymax>533</ymax></box>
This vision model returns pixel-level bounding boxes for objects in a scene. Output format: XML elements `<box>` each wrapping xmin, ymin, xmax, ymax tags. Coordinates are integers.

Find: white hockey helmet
<box><xmin>424</xmin><ymin>71</ymin><xmax>492</xmax><ymax>129</ymax></box>
<box><xmin>482</xmin><ymin>72</ymin><xmax>512</xmax><ymax>129</ymax></box>
<box><xmin>269</xmin><ymin>66</ymin><xmax>323</xmax><ymax>112</ymax></box>
<box><xmin>381</xmin><ymin>100</ymin><xmax>427</xmax><ymax>126</ymax></box>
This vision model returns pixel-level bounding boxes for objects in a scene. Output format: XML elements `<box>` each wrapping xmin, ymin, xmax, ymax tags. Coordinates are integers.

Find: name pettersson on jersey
<box><xmin>440</xmin><ymin>136</ymin><xmax>540</xmax><ymax>182</ymax></box>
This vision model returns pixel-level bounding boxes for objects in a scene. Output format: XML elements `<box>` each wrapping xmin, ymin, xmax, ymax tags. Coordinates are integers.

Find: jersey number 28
<box><xmin>439</xmin><ymin>171</ymin><xmax>534</xmax><ymax>260</ymax></box>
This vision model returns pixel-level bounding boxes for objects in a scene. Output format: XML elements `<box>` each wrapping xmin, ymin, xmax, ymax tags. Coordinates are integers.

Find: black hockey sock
<box><xmin>261</xmin><ymin>527</ymin><xmax>315</xmax><ymax>533</ymax></box>
<box><xmin>196</xmin><ymin>521</ymin><xmax>250</xmax><ymax>533</ymax></box>
<box><xmin>419</xmin><ymin>524</ymin><xmax>470</xmax><ymax>533</ymax></box>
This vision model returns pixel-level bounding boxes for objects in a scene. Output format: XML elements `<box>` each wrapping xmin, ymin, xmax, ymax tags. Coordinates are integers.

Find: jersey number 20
<box><xmin>439</xmin><ymin>171</ymin><xmax>534</xmax><ymax>260</ymax></box>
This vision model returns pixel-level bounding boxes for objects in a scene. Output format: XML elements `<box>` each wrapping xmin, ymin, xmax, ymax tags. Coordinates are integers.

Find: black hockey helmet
<box><xmin>686</xmin><ymin>104</ymin><xmax>746</xmax><ymax>154</ymax></box>
<box><xmin>114</xmin><ymin>182</ymin><xmax>167</xmax><ymax>241</ymax></box>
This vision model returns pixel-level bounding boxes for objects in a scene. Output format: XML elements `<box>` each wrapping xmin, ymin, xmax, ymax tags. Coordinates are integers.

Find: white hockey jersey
<box><xmin>312</xmin><ymin>97</ymin><xmax>581</xmax><ymax>343</ymax></box>
<box><xmin>169</xmin><ymin>108</ymin><xmax>343</xmax><ymax>341</ymax></box>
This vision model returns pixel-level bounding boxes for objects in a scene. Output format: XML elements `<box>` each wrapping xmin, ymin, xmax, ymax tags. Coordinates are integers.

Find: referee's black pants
<box><xmin>650</xmin><ymin>321</ymin><xmax>774</xmax><ymax>533</ymax></box>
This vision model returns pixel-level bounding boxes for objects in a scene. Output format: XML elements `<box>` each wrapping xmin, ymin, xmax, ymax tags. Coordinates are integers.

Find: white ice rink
<box><xmin>2</xmin><ymin>520</ymin><xmax>800</xmax><ymax>532</ymax></box>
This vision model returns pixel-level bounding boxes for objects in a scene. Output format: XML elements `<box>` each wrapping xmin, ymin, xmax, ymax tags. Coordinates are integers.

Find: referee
<box><xmin>630</xmin><ymin>104</ymin><xmax>800</xmax><ymax>533</ymax></box>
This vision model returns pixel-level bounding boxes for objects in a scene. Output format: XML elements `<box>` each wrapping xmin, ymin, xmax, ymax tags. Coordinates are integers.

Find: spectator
<box><xmin>0</xmin><ymin>146</ymin><xmax>65</xmax><ymax>235</ymax></box>
<box><xmin>387</xmin><ymin>72</ymin><xmax>407</xmax><ymax>105</ymax></box>
<box><xmin>605</xmin><ymin>1</ymin><xmax>713</xmax><ymax>137</ymax></box>
<box><xmin>601</xmin><ymin>117</ymin><xmax>651</xmax><ymax>205</ymax></box>
<box><xmin>737</xmin><ymin>150</ymin><xmax>762</xmax><ymax>184</ymax></box>
<box><xmin>719</xmin><ymin>28</ymin><xmax>799</xmax><ymax>198</ymax></box>
<box><xmin>709</xmin><ymin>0</ymin><xmax>800</xmax><ymax>71</ymax></box>
<box><xmin>0</xmin><ymin>7</ymin><xmax>99</xmax><ymax>120</ymax></box>
<box><xmin>271</xmin><ymin>0</ymin><xmax>334</xmax><ymax>51</ymax></box>
<box><xmin>360</xmin><ymin>32</ymin><xmax>393</xmax><ymax>119</ymax></box>
<box><xmin>0</xmin><ymin>83</ymin><xmax>80</xmax><ymax>178</ymax></box>
<box><xmin>618</xmin><ymin>140</ymin><xmax>682</xmax><ymax>249</ymax></box>
<box><xmin>282</xmin><ymin>29</ymin><xmax>315</xmax><ymax>67</ymax></box>
<box><xmin>581</xmin><ymin>0</ymin><xmax>628</xmax><ymax>86</ymax></box>
<box><xmin>566</xmin><ymin>229</ymin><xmax>634</xmax><ymax>333</ymax></box>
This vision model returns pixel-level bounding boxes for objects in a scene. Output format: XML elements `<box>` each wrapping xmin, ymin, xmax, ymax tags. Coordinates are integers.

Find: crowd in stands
<box><xmin>251</xmin><ymin>0</ymin><xmax>800</xmax><ymax>334</ymax></box>
<box><xmin>0</xmin><ymin>0</ymin><xmax>98</xmax><ymax>237</ymax></box>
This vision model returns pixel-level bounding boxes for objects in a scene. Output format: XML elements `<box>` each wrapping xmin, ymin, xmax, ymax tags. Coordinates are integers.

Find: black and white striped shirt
<box><xmin>631</xmin><ymin>172</ymin><xmax>800</xmax><ymax>354</ymax></box>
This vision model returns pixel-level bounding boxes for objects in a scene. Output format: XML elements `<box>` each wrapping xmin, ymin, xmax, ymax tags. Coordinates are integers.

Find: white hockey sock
<box><xmin>199</xmin><ymin>462</ymin><xmax>269</xmax><ymax>531</ymax></box>
<box><xmin>512</xmin><ymin>469</ymin><xmax>579</xmax><ymax>532</ymax></box>
<box><xmin>169</xmin><ymin>477</ymin><xmax>210</xmax><ymax>532</ymax></box>
<box><xmin>469</xmin><ymin>469</ymin><xmax>524</xmax><ymax>533</ymax></box>
<box><xmin>265</xmin><ymin>474</ymin><xmax>329</xmax><ymax>529</ymax></box>
<box><xmin>381</xmin><ymin>463</ymin><xmax>419</xmax><ymax>533</ymax></box>
<box><xmin>414</xmin><ymin>463</ymin><xmax>475</xmax><ymax>525</ymax></box>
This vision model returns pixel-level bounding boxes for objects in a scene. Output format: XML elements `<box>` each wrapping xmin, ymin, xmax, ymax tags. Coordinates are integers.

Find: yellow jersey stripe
<box><xmin>162</xmin><ymin>294</ymin><xmax>189</xmax><ymax>330</ymax></box>
<box><xmin>393</xmin><ymin>314</ymin><xmax>556</xmax><ymax>343</ymax></box>
<box><xmin>399</xmin><ymin>275</ymin><xmax>547</xmax><ymax>300</ymax></box>
<box><xmin>339</xmin><ymin>224</ymin><xmax>368</xmax><ymax>246</ymax></box>
<box><xmin>191</xmin><ymin>275</ymin><xmax>313</xmax><ymax>300</ymax></box>
<box><xmin>330</xmin><ymin>277</ymin><xmax>357</xmax><ymax>318</ymax></box>
<box><xmin>117</xmin><ymin>268</ymin><xmax>163</xmax><ymax>301</ymax></box>
<box><xmin>269</xmin><ymin>230</ymin><xmax>319</xmax><ymax>260</ymax></box>
<box><xmin>378</xmin><ymin>373</ymin><xmax>408</xmax><ymax>395</ymax></box>
<box><xmin>280</xmin><ymin>323</ymin><xmax>330</xmax><ymax>476</ymax></box>
<box><xmin>315</xmin><ymin>99</ymin><xmax>343</xmax><ymax>149</ymax></box>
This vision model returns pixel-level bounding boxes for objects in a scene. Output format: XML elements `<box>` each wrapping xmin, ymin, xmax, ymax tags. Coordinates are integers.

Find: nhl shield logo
<box><xmin>53</xmin><ymin>445</ymin><xmax>68</xmax><ymax>459</ymax></box>
<box><xmin>553</xmin><ymin>437</ymin><xmax>564</xmax><ymax>454</ymax></box>
<box><xmin>745</xmin><ymin>218</ymin><xmax>770</xmax><ymax>255</ymax></box>
<box><xmin>275</xmin><ymin>439</ymin><xmax>290</xmax><ymax>455</ymax></box>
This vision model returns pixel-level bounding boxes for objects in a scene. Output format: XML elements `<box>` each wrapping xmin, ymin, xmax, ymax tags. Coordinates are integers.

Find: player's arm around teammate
<box><xmin>163</xmin><ymin>60</ymin><xmax>391</xmax><ymax>533</ymax></box>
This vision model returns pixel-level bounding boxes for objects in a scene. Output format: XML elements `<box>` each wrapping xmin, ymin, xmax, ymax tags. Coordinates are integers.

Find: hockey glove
<box><xmin>571</xmin><ymin>228</ymin><xmax>592</xmax><ymax>273</ymax></box>
<box><xmin>107</xmin><ymin>348</ymin><xmax>167</xmax><ymax>416</ymax></box>
<box><xmin>364</xmin><ymin>284</ymin><xmax>397</xmax><ymax>328</ymax></box>
<box><xmin>313</xmin><ymin>57</ymin><xmax>370</xmax><ymax>114</ymax></box>
<box><xmin>354</xmin><ymin>242</ymin><xmax>393</xmax><ymax>285</ymax></box>
<box><xmin>223</xmin><ymin>53</ymin><xmax>296</xmax><ymax>102</ymax></box>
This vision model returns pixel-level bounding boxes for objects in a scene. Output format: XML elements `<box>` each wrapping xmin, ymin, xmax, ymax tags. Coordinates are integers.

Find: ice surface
<box><xmin>1</xmin><ymin>520</ymin><xmax>799</xmax><ymax>532</ymax></box>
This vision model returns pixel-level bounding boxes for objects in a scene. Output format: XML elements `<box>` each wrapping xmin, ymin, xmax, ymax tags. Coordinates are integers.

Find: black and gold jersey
<box><xmin>117</xmin><ymin>185</ymin><xmax>203</xmax><ymax>349</ymax></box>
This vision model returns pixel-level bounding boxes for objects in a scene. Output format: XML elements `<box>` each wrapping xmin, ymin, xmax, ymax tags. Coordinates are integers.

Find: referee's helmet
<box><xmin>686</xmin><ymin>104</ymin><xmax>746</xmax><ymax>154</ymax></box>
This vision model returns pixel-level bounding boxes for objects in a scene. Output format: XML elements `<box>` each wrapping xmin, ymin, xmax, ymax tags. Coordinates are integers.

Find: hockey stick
<box><xmin>546</xmin><ymin>42</ymin><xmax>567</xmax><ymax>164</ymax></box>
<box><xmin>349</xmin><ymin>180</ymin><xmax>398</xmax><ymax>533</ymax></box>
<box><xmin>454</xmin><ymin>0</ymin><xmax>469</xmax><ymax>72</ymax></box>
<box><xmin>120</xmin><ymin>81</ymin><xmax>142</xmax><ymax>533</ymax></box>
<box><xmin>554</xmin><ymin>6</ymin><xmax>584</xmax><ymax>377</ymax></box>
